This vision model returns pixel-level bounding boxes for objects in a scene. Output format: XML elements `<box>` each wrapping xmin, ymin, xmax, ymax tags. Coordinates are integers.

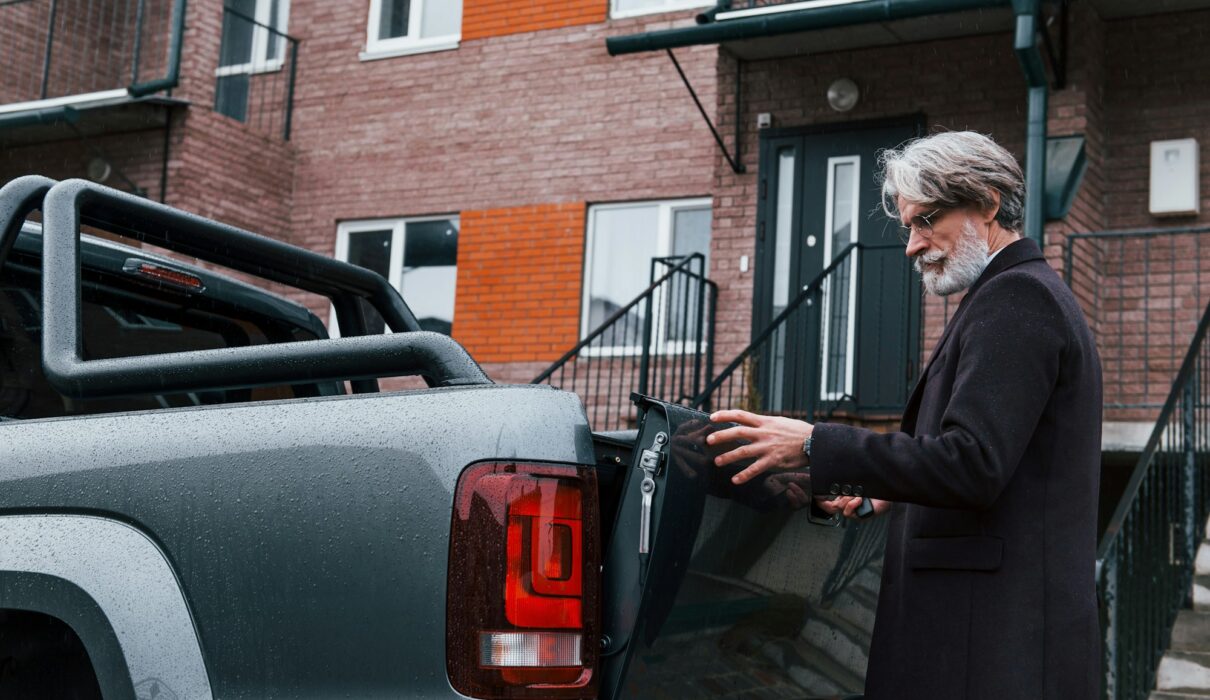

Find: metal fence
<box><xmin>215</xmin><ymin>5</ymin><xmax>298</xmax><ymax>140</ymax></box>
<box><xmin>1065</xmin><ymin>227</ymin><xmax>1210</xmax><ymax>419</ymax></box>
<box><xmin>1097</xmin><ymin>299</ymin><xmax>1210</xmax><ymax>700</ymax></box>
<box><xmin>533</xmin><ymin>254</ymin><xmax>718</xmax><ymax>432</ymax></box>
<box><xmin>691</xmin><ymin>243</ymin><xmax>911</xmax><ymax>419</ymax></box>
<box><xmin>0</xmin><ymin>0</ymin><xmax>179</xmax><ymax>106</ymax></box>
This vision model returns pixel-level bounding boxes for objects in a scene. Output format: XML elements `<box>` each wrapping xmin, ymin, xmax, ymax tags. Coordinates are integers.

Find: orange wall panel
<box><xmin>453</xmin><ymin>203</ymin><xmax>586</xmax><ymax>363</ymax></box>
<box><xmin>462</xmin><ymin>0</ymin><xmax>607</xmax><ymax>41</ymax></box>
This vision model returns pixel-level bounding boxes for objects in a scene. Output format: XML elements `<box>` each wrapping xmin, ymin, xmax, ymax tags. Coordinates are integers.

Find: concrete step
<box><xmin>1194</xmin><ymin>539</ymin><xmax>1210</xmax><ymax>576</ymax></box>
<box><xmin>1151</xmin><ymin>692</ymin><xmax>1210</xmax><ymax>699</ymax></box>
<box><xmin>1194</xmin><ymin>575</ymin><xmax>1210</xmax><ymax>612</ymax></box>
<box><xmin>1157</xmin><ymin>651</ymin><xmax>1210</xmax><ymax>695</ymax></box>
<box><xmin>1172</xmin><ymin>611</ymin><xmax>1210</xmax><ymax>652</ymax></box>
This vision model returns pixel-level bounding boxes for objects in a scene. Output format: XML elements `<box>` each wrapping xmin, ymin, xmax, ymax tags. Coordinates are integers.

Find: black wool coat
<box><xmin>810</xmin><ymin>238</ymin><xmax>1102</xmax><ymax>700</ymax></box>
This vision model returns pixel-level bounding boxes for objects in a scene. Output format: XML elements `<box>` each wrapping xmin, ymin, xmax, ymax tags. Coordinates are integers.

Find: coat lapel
<box><xmin>899</xmin><ymin>238</ymin><xmax>1046</xmax><ymax>434</ymax></box>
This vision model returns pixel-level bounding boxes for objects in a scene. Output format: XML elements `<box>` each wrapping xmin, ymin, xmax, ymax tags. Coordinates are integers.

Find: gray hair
<box><xmin>879</xmin><ymin>131</ymin><xmax>1025</xmax><ymax>234</ymax></box>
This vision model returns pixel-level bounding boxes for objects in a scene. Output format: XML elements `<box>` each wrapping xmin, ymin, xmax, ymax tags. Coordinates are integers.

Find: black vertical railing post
<box><xmin>284</xmin><ymin>37</ymin><xmax>298</xmax><ymax>140</ymax></box>
<box><xmin>131</xmin><ymin>0</ymin><xmax>147</xmax><ymax>84</ymax></box>
<box><xmin>1184</xmin><ymin>372</ymin><xmax>1198</xmax><ymax>580</ymax></box>
<box><xmin>40</xmin><ymin>0</ymin><xmax>59</xmax><ymax>99</ymax></box>
<box><xmin>637</xmin><ymin>261</ymin><xmax>657</xmax><ymax>398</ymax></box>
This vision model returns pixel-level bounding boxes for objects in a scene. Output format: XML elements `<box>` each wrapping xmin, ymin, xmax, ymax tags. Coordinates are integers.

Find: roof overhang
<box><xmin>607</xmin><ymin>0</ymin><xmax>1016</xmax><ymax>59</ymax></box>
<box><xmin>0</xmin><ymin>91</ymin><xmax>188</xmax><ymax>147</ymax></box>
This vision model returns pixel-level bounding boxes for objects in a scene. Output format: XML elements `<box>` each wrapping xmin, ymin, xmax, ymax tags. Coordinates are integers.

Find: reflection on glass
<box><xmin>401</xmin><ymin>219</ymin><xmax>458</xmax><ymax>335</ymax></box>
<box><xmin>347</xmin><ymin>230</ymin><xmax>393</xmax><ymax>334</ymax></box>
<box><xmin>587</xmin><ymin>206</ymin><xmax>660</xmax><ymax>347</ymax></box>
<box><xmin>379</xmin><ymin>0</ymin><xmax>411</xmax><ymax>39</ymax></box>
<box><xmin>822</xmin><ymin>159</ymin><xmax>858</xmax><ymax>401</ymax></box>
<box><xmin>666</xmin><ymin>207</ymin><xmax>712</xmax><ymax>343</ymax></box>
<box><xmin>769</xmin><ymin>147</ymin><xmax>795</xmax><ymax>411</ymax></box>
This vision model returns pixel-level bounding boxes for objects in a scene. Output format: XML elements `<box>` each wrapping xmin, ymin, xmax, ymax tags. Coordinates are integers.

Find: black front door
<box><xmin>754</xmin><ymin>118</ymin><xmax>922</xmax><ymax>417</ymax></box>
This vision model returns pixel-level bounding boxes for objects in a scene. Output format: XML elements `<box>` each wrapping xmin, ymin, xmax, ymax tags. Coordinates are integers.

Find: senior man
<box><xmin>709</xmin><ymin>131</ymin><xmax>1101</xmax><ymax>700</ymax></box>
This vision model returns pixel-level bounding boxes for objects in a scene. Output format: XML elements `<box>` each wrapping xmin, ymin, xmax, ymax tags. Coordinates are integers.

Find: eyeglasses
<box><xmin>899</xmin><ymin>208</ymin><xmax>944</xmax><ymax>243</ymax></box>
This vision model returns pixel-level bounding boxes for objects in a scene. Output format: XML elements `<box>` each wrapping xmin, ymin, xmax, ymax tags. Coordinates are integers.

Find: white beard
<box><xmin>914</xmin><ymin>218</ymin><xmax>991</xmax><ymax>297</ymax></box>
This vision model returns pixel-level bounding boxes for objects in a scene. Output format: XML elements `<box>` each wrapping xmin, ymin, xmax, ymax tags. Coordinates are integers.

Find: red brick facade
<box><xmin>3</xmin><ymin>0</ymin><xmax>1210</xmax><ymax>423</ymax></box>
<box><xmin>455</xmin><ymin>203</ymin><xmax>585</xmax><ymax>363</ymax></box>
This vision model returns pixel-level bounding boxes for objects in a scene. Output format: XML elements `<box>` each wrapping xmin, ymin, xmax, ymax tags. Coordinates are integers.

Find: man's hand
<box><xmin>707</xmin><ymin>409</ymin><xmax>812</xmax><ymax>485</ymax></box>
<box><xmin>816</xmin><ymin>495</ymin><xmax>893</xmax><ymax>519</ymax></box>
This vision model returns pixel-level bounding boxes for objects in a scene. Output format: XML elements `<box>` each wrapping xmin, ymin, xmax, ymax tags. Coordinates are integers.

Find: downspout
<box><xmin>1013</xmin><ymin>0</ymin><xmax>1047</xmax><ymax>246</ymax></box>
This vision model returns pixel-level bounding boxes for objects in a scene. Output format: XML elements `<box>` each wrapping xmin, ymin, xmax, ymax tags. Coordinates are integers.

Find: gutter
<box><xmin>1013</xmin><ymin>0</ymin><xmax>1047</xmax><ymax>246</ymax></box>
<box><xmin>607</xmin><ymin>0</ymin><xmax>1011</xmax><ymax>56</ymax></box>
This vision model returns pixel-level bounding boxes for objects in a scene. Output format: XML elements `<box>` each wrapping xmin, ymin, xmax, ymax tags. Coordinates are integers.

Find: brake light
<box><xmin>121</xmin><ymin>258</ymin><xmax>206</xmax><ymax>292</ymax></box>
<box><xmin>447</xmin><ymin>462</ymin><xmax>600</xmax><ymax>699</ymax></box>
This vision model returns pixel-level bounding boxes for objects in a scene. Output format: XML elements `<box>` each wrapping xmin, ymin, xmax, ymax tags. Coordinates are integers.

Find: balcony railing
<box><xmin>0</xmin><ymin>0</ymin><xmax>184</xmax><ymax>111</ymax></box>
<box><xmin>1065</xmin><ymin>227</ymin><xmax>1210</xmax><ymax>421</ymax></box>
<box><xmin>533</xmin><ymin>254</ymin><xmax>717</xmax><ymax>432</ymax></box>
<box><xmin>215</xmin><ymin>5</ymin><xmax>298</xmax><ymax>140</ymax></box>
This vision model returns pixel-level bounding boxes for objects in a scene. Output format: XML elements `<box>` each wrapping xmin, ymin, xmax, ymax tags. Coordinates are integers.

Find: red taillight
<box><xmin>121</xmin><ymin>259</ymin><xmax>205</xmax><ymax>291</ymax></box>
<box><xmin>447</xmin><ymin>462</ymin><xmax>600</xmax><ymax>699</ymax></box>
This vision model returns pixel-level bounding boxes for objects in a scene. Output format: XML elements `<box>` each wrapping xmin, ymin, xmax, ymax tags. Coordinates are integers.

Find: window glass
<box><xmin>367</xmin><ymin>0</ymin><xmax>461</xmax><ymax>52</ymax></box>
<box><xmin>583</xmin><ymin>200</ymin><xmax>712</xmax><ymax>351</ymax></box>
<box><xmin>585</xmin><ymin>206</ymin><xmax>660</xmax><ymax>340</ymax></box>
<box><xmin>335</xmin><ymin>217</ymin><xmax>460</xmax><ymax>336</ymax></box>
<box><xmin>378</xmin><ymin>0</ymin><xmax>410</xmax><ymax>40</ymax></box>
<box><xmin>822</xmin><ymin>157</ymin><xmax>860</xmax><ymax>400</ymax></box>
<box><xmin>401</xmin><ymin>219</ymin><xmax>459</xmax><ymax>335</ymax></box>
<box><xmin>421</xmin><ymin>1</ymin><xmax>460</xmax><ymax>39</ymax></box>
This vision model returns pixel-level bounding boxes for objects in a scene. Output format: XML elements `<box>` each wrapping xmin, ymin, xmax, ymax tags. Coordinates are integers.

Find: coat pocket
<box><xmin>908</xmin><ymin>535</ymin><xmax>1003</xmax><ymax>571</ymax></box>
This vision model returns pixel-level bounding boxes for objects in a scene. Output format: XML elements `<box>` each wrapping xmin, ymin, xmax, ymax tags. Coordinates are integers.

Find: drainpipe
<box><xmin>1013</xmin><ymin>0</ymin><xmax>1047</xmax><ymax>246</ymax></box>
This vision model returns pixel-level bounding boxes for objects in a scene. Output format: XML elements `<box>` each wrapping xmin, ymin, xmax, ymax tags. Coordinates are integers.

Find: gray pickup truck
<box><xmin>0</xmin><ymin>176</ymin><xmax>879</xmax><ymax>700</ymax></box>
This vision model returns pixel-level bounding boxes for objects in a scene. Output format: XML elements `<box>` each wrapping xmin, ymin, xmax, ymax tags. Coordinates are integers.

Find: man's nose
<box><xmin>904</xmin><ymin>229</ymin><xmax>929</xmax><ymax>258</ymax></box>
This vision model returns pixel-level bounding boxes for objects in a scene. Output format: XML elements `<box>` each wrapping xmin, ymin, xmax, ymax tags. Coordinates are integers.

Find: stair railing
<box><xmin>1098</xmin><ymin>299</ymin><xmax>1210</xmax><ymax>700</ymax></box>
<box><xmin>533</xmin><ymin>253</ymin><xmax>717</xmax><ymax>431</ymax></box>
<box><xmin>692</xmin><ymin>243</ymin><xmax>912</xmax><ymax>418</ymax></box>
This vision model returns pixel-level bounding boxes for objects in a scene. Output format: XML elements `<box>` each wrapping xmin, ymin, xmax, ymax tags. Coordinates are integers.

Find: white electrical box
<box><xmin>1150</xmin><ymin>138</ymin><xmax>1200</xmax><ymax>217</ymax></box>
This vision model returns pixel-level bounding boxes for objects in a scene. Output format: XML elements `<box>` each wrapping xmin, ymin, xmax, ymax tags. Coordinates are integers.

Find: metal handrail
<box><xmin>1064</xmin><ymin>225</ymin><xmax>1210</xmax><ymax>411</ymax></box>
<box><xmin>1096</xmin><ymin>298</ymin><xmax>1210</xmax><ymax>699</ymax></box>
<box><xmin>1097</xmin><ymin>302</ymin><xmax>1210</xmax><ymax>560</ymax></box>
<box><xmin>532</xmin><ymin>253</ymin><xmax>715</xmax><ymax>384</ymax></box>
<box><xmin>692</xmin><ymin>242</ymin><xmax>906</xmax><ymax>409</ymax></box>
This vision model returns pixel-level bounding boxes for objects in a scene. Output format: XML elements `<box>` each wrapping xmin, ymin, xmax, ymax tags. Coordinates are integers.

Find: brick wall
<box><xmin>285</xmin><ymin>4</ymin><xmax>718</xmax><ymax>329</ymax></box>
<box><xmin>463</xmin><ymin>0</ymin><xmax>607</xmax><ymax>41</ymax></box>
<box><xmin>453</xmin><ymin>202</ymin><xmax>585</xmax><ymax>363</ymax></box>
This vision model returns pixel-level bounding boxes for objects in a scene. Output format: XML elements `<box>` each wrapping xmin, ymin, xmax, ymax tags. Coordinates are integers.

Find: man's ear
<box><xmin>983</xmin><ymin>190</ymin><xmax>1002</xmax><ymax>224</ymax></box>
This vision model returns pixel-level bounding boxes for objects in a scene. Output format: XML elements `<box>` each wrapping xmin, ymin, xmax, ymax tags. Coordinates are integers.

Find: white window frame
<box><xmin>330</xmin><ymin>215</ymin><xmax>460</xmax><ymax>337</ymax></box>
<box><xmin>361</xmin><ymin>0</ymin><xmax>461</xmax><ymax>62</ymax></box>
<box><xmin>611</xmin><ymin>0</ymin><xmax>713</xmax><ymax>20</ymax></box>
<box><xmin>215</xmin><ymin>0</ymin><xmax>290</xmax><ymax>77</ymax></box>
<box><xmin>819</xmin><ymin>155</ymin><xmax>861</xmax><ymax>402</ymax></box>
<box><xmin>580</xmin><ymin>198</ymin><xmax>712</xmax><ymax>357</ymax></box>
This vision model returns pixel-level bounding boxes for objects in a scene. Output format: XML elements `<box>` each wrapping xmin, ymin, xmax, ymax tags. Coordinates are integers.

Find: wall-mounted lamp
<box><xmin>827</xmin><ymin>78</ymin><xmax>860</xmax><ymax>113</ymax></box>
<box><xmin>87</xmin><ymin>157</ymin><xmax>112</xmax><ymax>184</ymax></box>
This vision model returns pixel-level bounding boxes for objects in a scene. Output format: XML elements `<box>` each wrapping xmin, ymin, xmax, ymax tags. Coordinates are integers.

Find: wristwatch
<box><xmin>802</xmin><ymin>433</ymin><xmax>813</xmax><ymax>471</ymax></box>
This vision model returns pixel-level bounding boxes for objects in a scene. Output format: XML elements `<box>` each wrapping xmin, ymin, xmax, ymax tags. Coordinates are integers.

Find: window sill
<box><xmin>610</xmin><ymin>1</ymin><xmax>713</xmax><ymax>20</ymax></box>
<box><xmin>359</xmin><ymin>39</ymin><xmax>460</xmax><ymax>62</ymax></box>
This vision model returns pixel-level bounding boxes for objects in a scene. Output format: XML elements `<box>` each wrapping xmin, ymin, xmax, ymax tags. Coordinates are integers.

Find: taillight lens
<box><xmin>447</xmin><ymin>462</ymin><xmax>601</xmax><ymax>699</ymax></box>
